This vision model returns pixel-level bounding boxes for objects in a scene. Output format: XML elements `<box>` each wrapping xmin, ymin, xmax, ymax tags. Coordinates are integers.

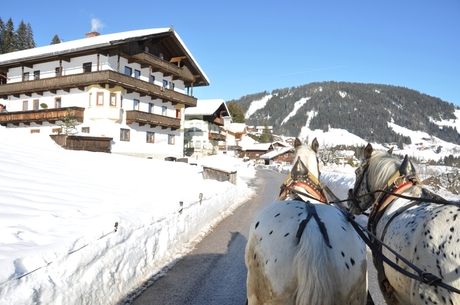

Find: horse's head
<box><xmin>347</xmin><ymin>143</ymin><xmax>413</xmax><ymax>215</ymax></box>
<box><xmin>292</xmin><ymin>137</ymin><xmax>320</xmax><ymax>181</ymax></box>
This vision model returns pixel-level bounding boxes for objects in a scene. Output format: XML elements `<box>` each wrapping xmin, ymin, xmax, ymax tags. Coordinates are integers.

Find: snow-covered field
<box><xmin>0</xmin><ymin>128</ymin><xmax>256</xmax><ymax>305</ymax></box>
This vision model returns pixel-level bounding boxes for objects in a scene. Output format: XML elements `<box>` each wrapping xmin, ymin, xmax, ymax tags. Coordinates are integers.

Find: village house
<box><xmin>0</xmin><ymin>27</ymin><xmax>209</xmax><ymax>160</ymax></box>
<box><xmin>259</xmin><ymin>142</ymin><xmax>295</xmax><ymax>165</ymax></box>
<box><xmin>183</xmin><ymin>99</ymin><xmax>230</xmax><ymax>159</ymax></box>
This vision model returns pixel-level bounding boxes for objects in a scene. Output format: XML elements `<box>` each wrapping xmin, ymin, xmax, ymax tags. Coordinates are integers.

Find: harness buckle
<box><xmin>421</xmin><ymin>272</ymin><xmax>441</xmax><ymax>286</ymax></box>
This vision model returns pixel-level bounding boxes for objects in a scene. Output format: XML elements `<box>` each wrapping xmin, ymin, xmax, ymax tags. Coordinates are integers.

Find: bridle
<box><xmin>348</xmin><ymin>161</ymin><xmax>371</xmax><ymax>211</ymax></box>
<box><xmin>279</xmin><ymin>156</ymin><xmax>328</xmax><ymax>203</ymax></box>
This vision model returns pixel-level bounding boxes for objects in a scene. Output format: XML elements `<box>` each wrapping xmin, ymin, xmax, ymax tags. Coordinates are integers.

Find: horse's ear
<box><xmin>388</xmin><ymin>147</ymin><xmax>394</xmax><ymax>155</ymax></box>
<box><xmin>294</xmin><ymin>137</ymin><xmax>302</xmax><ymax>149</ymax></box>
<box><xmin>399</xmin><ymin>155</ymin><xmax>417</xmax><ymax>176</ymax></box>
<box><xmin>364</xmin><ymin>143</ymin><xmax>373</xmax><ymax>160</ymax></box>
<box><xmin>311</xmin><ymin>138</ymin><xmax>319</xmax><ymax>153</ymax></box>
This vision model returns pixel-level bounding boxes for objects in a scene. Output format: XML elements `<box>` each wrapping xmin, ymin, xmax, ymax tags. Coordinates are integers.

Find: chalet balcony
<box><xmin>131</xmin><ymin>53</ymin><xmax>194</xmax><ymax>82</ymax></box>
<box><xmin>0</xmin><ymin>107</ymin><xmax>85</xmax><ymax>127</ymax></box>
<box><xmin>209</xmin><ymin>131</ymin><xmax>226</xmax><ymax>141</ymax></box>
<box><xmin>0</xmin><ymin>71</ymin><xmax>197</xmax><ymax>107</ymax></box>
<box><xmin>126</xmin><ymin>110</ymin><xmax>180</xmax><ymax>130</ymax></box>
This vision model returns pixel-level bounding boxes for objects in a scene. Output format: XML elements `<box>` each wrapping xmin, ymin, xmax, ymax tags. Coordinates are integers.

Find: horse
<box><xmin>348</xmin><ymin>143</ymin><xmax>460</xmax><ymax>305</ymax></box>
<box><xmin>245</xmin><ymin>138</ymin><xmax>368</xmax><ymax>305</ymax></box>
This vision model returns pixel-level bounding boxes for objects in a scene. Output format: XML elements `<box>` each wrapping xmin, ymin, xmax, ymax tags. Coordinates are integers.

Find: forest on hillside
<box><xmin>229</xmin><ymin>81</ymin><xmax>460</xmax><ymax>146</ymax></box>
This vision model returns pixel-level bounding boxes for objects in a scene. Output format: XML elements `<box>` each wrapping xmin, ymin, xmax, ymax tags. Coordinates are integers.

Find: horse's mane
<box><xmin>367</xmin><ymin>150</ymin><xmax>401</xmax><ymax>189</ymax></box>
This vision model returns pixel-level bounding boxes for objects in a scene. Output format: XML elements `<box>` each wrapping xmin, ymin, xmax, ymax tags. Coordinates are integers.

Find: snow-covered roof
<box><xmin>242</xmin><ymin>143</ymin><xmax>272</xmax><ymax>151</ymax></box>
<box><xmin>228</xmin><ymin>123</ymin><xmax>246</xmax><ymax>133</ymax></box>
<box><xmin>185</xmin><ymin>99</ymin><xmax>229</xmax><ymax>116</ymax></box>
<box><xmin>260</xmin><ymin>146</ymin><xmax>294</xmax><ymax>159</ymax></box>
<box><xmin>0</xmin><ymin>28</ymin><xmax>209</xmax><ymax>85</ymax></box>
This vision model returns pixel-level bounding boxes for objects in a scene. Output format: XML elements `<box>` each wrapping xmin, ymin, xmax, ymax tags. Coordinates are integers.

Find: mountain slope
<box><xmin>230</xmin><ymin>81</ymin><xmax>460</xmax><ymax>147</ymax></box>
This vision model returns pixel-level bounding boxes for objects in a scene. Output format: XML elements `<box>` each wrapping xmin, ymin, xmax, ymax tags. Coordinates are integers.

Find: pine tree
<box><xmin>259</xmin><ymin>121</ymin><xmax>273</xmax><ymax>143</ymax></box>
<box><xmin>227</xmin><ymin>101</ymin><xmax>245</xmax><ymax>123</ymax></box>
<box><xmin>59</xmin><ymin>109</ymin><xmax>79</xmax><ymax>136</ymax></box>
<box><xmin>51</xmin><ymin>34</ymin><xmax>61</xmax><ymax>45</ymax></box>
<box><xmin>2</xmin><ymin>18</ymin><xmax>16</xmax><ymax>53</ymax></box>
<box><xmin>16</xmin><ymin>20</ymin><xmax>28</xmax><ymax>50</ymax></box>
<box><xmin>25</xmin><ymin>23</ymin><xmax>36</xmax><ymax>49</ymax></box>
<box><xmin>0</xmin><ymin>18</ymin><xmax>4</xmax><ymax>54</ymax></box>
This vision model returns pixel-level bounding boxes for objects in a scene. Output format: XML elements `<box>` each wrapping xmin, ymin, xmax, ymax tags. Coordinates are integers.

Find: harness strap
<box><xmin>332</xmin><ymin>203</ymin><xmax>460</xmax><ymax>294</ymax></box>
<box><xmin>296</xmin><ymin>201</ymin><xmax>332</xmax><ymax>248</ymax></box>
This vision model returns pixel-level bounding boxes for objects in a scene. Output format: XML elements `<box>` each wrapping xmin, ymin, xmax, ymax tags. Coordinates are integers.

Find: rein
<box><xmin>333</xmin><ymin>204</ymin><xmax>460</xmax><ymax>295</ymax></box>
<box><xmin>345</xmin><ymin>162</ymin><xmax>460</xmax><ymax>295</ymax></box>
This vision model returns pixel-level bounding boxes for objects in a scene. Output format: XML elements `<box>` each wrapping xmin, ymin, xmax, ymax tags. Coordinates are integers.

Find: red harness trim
<box><xmin>289</xmin><ymin>181</ymin><xmax>327</xmax><ymax>203</ymax></box>
<box><xmin>374</xmin><ymin>181</ymin><xmax>415</xmax><ymax>211</ymax></box>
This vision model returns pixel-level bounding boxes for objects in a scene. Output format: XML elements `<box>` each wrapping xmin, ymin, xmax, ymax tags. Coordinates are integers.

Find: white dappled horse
<box><xmin>348</xmin><ymin>143</ymin><xmax>460</xmax><ymax>305</ymax></box>
<box><xmin>245</xmin><ymin>138</ymin><xmax>368</xmax><ymax>305</ymax></box>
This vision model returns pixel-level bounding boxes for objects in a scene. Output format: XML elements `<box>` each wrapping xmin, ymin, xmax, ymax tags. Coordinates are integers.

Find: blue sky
<box><xmin>3</xmin><ymin>0</ymin><xmax>459</xmax><ymax>106</ymax></box>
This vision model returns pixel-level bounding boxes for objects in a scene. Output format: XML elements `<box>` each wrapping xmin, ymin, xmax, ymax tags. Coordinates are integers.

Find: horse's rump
<box><xmin>245</xmin><ymin>200</ymin><xmax>367</xmax><ymax>305</ymax></box>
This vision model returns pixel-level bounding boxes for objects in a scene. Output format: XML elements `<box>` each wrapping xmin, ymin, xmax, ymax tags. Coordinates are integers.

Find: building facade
<box><xmin>0</xmin><ymin>27</ymin><xmax>209</xmax><ymax>160</ymax></box>
<box><xmin>184</xmin><ymin>99</ymin><xmax>230</xmax><ymax>159</ymax></box>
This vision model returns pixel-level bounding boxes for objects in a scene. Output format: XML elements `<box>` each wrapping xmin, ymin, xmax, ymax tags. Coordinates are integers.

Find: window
<box><xmin>23</xmin><ymin>72</ymin><xmax>30</xmax><ymax>81</ymax></box>
<box><xmin>110</xmin><ymin>93</ymin><xmax>116</xmax><ymax>107</ymax></box>
<box><xmin>33</xmin><ymin>70</ymin><xmax>40</xmax><ymax>80</ymax></box>
<box><xmin>82</xmin><ymin>127</ymin><xmax>90</xmax><ymax>133</ymax></box>
<box><xmin>52</xmin><ymin>128</ymin><xmax>62</xmax><ymax>134</ymax></box>
<box><xmin>162</xmin><ymin>80</ymin><xmax>168</xmax><ymax>88</ymax></box>
<box><xmin>146</xmin><ymin>132</ymin><xmax>155</xmax><ymax>143</ymax></box>
<box><xmin>162</xmin><ymin>106</ymin><xmax>167</xmax><ymax>116</ymax></box>
<box><xmin>149</xmin><ymin>103</ymin><xmax>154</xmax><ymax>113</ymax></box>
<box><xmin>133</xmin><ymin>99</ymin><xmax>140</xmax><ymax>110</ymax></box>
<box><xmin>55</xmin><ymin>97</ymin><xmax>62</xmax><ymax>108</ymax></box>
<box><xmin>55</xmin><ymin>67</ymin><xmax>61</xmax><ymax>76</ymax></box>
<box><xmin>176</xmin><ymin>109</ymin><xmax>181</xmax><ymax>119</ymax></box>
<box><xmin>83</xmin><ymin>62</ymin><xmax>92</xmax><ymax>73</ymax></box>
<box><xmin>23</xmin><ymin>100</ymin><xmax>28</xmax><ymax>111</ymax></box>
<box><xmin>149</xmin><ymin>75</ymin><xmax>155</xmax><ymax>84</ymax></box>
<box><xmin>33</xmin><ymin>99</ymin><xmax>39</xmax><ymax>110</ymax></box>
<box><xmin>134</xmin><ymin>69</ymin><xmax>141</xmax><ymax>79</ymax></box>
<box><xmin>168</xmin><ymin>134</ymin><xmax>175</xmax><ymax>145</ymax></box>
<box><xmin>195</xmin><ymin>140</ymin><xmax>201</xmax><ymax>149</ymax></box>
<box><xmin>30</xmin><ymin>129</ymin><xmax>40</xmax><ymax>134</ymax></box>
<box><xmin>120</xmin><ymin>129</ymin><xmax>130</xmax><ymax>141</ymax></box>
<box><xmin>124</xmin><ymin>66</ymin><xmax>132</xmax><ymax>76</ymax></box>
<box><xmin>97</xmin><ymin>92</ymin><xmax>104</xmax><ymax>106</ymax></box>
<box><xmin>169</xmin><ymin>82</ymin><xmax>175</xmax><ymax>90</ymax></box>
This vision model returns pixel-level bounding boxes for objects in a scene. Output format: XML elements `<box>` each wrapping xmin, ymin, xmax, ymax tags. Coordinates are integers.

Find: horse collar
<box><xmin>367</xmin><ymin>171</ymin><xmax>419</xmax><ymax>247</ymax></box>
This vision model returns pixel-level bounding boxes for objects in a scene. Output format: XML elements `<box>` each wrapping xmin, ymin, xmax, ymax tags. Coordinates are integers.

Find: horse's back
<box><xmin>379</xmin><ymin>201</ymin><xmax>460</xmax><ymax>304</ymax></box>
<box><xmin>245</xmin><ymin>200</ymin><xmax>367</xmax><ymax>305</ymax></box>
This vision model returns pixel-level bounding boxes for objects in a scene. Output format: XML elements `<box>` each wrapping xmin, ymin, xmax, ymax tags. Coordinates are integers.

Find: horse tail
<box><xmin>294</xmin><ymin>222</ymin><xmax>338</xmax><ymax>305</ymax></box>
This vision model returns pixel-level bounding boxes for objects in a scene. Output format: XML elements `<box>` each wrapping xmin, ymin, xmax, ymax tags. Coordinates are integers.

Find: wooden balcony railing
<box><xmin>0</xmin><ymin>107</ymin><xmax>85</xmax><ymax>126</ymax></box>
<box><xmin>126</xmin><ymin>110</ymin><xmax>181</xmax><ymax>130</ymax></box>
<box><xmin>0</xmin><ymin>71</ymin><xmax>197</xmax><ymax>107</ymax></box>
<box><xmin>208</xmin><ymin>132</ymin><xmax>226</xmax><ymax>141</ymax></box>
<box><xmin>131</xmin><ymin>53</ymin><xmax>194</xmax><ymax>82</ymax></box>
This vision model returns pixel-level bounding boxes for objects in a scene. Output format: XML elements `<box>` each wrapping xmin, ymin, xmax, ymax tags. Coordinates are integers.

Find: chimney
<box><xmin>86</xmin><ymin>31</ymin><xmax>100</xmax><ymax>38</ymax></box>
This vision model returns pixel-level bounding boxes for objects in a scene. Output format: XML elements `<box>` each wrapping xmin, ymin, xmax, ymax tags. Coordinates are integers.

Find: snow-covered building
<box><xmin>0</xmin><ymin>27</ymin><xmax>209</xmax><ymax>160</ymax></box>
<box><xmin>184</xmin><ymin>99</ymin><xmax>230</xmax><ymax>159</ymax></box>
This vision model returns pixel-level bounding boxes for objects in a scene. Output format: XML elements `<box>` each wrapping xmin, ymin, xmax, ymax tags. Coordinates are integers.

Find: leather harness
<box><xmin>280</xmin><ymin>157</ymin><xmax>331</xmax><ymax>246</ymax></box>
